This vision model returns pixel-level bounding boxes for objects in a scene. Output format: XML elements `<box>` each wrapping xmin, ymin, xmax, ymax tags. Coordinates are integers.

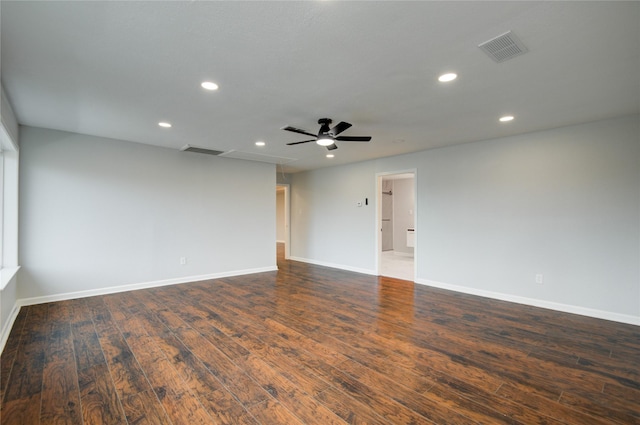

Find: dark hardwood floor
<box><xmin>1</xmin><ymin>244</ymin><xmax>639</xmax><ymax>424</ymax></box>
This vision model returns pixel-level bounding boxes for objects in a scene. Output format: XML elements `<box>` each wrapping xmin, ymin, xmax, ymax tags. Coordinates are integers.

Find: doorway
<box><xmin>376</xmin><ymin>172</ymin><xmax>416</xmax><ymax>281</ymax></box>
<box><xmin>276</xmin><ymin>184</ymin><xmax>290</xmax><ymax>261</ymax></box>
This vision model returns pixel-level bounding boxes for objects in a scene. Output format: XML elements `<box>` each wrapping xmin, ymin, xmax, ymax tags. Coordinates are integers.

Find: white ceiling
<box><xmin>1</xmin><ymin>1</ymin><xmax>638</xmax><ymax>173</ymax></box>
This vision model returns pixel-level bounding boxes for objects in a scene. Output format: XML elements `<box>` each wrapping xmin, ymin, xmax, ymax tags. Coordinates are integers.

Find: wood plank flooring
<box><xmin>1</xmin><ymin>244</ymin><xmax>639</xmax><ymax>424</ymax></box>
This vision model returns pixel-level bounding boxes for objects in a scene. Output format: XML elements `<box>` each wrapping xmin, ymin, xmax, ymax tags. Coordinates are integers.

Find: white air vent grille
<box><xmin>180</xmin><ymin>145</ymin><xmax>225</xmax><ymax>156</ymax></box>
<box><xmin>478</xmin><ymin>31</ymin><xmax>528</xmax><ymax>63</ymax></box>
<box><xmin>220</xmin><ymin>150</ymin><xmax>298</xmax><ymax>165</ymax></box>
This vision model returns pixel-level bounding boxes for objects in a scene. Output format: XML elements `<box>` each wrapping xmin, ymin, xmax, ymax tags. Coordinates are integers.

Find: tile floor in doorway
<box><xmin>380</xmin><ymin>250</ymin><xmax>414</xmax><ymax>281</ymax></box>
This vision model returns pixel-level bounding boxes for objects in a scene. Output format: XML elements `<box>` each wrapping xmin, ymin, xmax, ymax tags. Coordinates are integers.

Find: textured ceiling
<box><xmin>1</xmin><ymin>1</ymin><xmax>639</xmax><ymax>173</ymax></box>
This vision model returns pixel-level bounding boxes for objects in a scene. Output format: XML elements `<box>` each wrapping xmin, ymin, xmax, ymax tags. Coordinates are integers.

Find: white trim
<box><xmin>375</xmin><ymin>169</ymin><xmax>417</xmax><ymax>278</ymax></box>
<box><xmin>1</xmin><ymin>85</ymin><xmax>19</xmax><ymax>151</ymax></box>
<box><xmin>276</xmin><ymin>183</ymin><xmax>291</xmax><ymax>260</ymax></box>
<box><xmin>276</xmin><ymin>239</ymin><xmax>286</xmax><ymax>244</ymax></box>
<box><xmin>0</xmin><ymin>266</ymin><xmax>20</xmax><ymax>290</ymax></box>
<box><xmin>288</xmin><ymin>256</ymin><xmax>376</xmax><ymax>276</ymax></box>
<box><xmin>416</xmin><ymin>278</ymin><xmax>640</xmax><ymax>326</ymax></box>
<box><xmin>0</xmin><ymin>302</ymin><xmax>21</xmax><ymax>354</ymax></box>
<box><xmin>3</xmin><ymin>266</ymin><xmax>637</xmax><ymax>354</ymax></box>
<box><xmin>16</xmin><ymin>266</ymin><xmax>277</xmax><ymax>308</ymax></box>
<box><xmin>0</xmin><ymin>119</ymin><xmax>18</xmax><ymax>152</ymax></box>
<box><xmin>1</xmin><ymin>266</ymin><xmax>277</xmax><ymax>354</ymax></box>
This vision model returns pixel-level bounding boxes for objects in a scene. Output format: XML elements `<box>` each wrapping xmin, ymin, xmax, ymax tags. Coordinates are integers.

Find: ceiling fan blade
<box><xmin>331</xmin><ymin>121</ymin><xmax>352</xmax><ymax>136</ymax></box>
<box><xmin>335</xmin><ymin>136</ymin><xmax>371</xmax><ymax>142</ymax></box>
<box><xmin>281</xmin><ymin>126</ymin><xmax>317</xmax><ymax>138</ymax></box>
<box><xmin>326</xmin><ymin>143</ymin><xmax>338</xmax><ymax>151</ymax></box>
<box><xmin>286</xmin><ymin>139</ymin><xmax>316</xmax><ymax>146</ymax></box>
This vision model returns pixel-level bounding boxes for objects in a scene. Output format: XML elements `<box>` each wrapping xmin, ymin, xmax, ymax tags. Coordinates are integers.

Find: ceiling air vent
<box><xmin>220</xmin><ymin>150</ymin><xmax>298</xmax><ymax>165</ymax></box>
<box><xmin>478</xmin><ymin>31</ymin><xmax>528</xmax><ymax>63</ymax></box>
<box><xmin>180</xmin><ymin>144</ymin><xmax>225</xmax><ymax>156</ymax></box>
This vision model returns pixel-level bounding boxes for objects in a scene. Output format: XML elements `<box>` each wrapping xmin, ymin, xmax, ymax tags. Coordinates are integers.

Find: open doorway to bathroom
<box><xmin>376</xmin><ymin>172</ymin><xmax>416</xmax><ymax>281</ymax></box>
<box><xmin>276</xmin><ymin>184</ymin><xmax>290</xmax><ymax>262</ymax></box>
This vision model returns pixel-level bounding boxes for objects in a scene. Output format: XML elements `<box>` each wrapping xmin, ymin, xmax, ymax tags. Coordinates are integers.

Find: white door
<box><xmin>381</xmin><ymin>180</ymin><xmax>393</xmax><ymax>251</ymax></box>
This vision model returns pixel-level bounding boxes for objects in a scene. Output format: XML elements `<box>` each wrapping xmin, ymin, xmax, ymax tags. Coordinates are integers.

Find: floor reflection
<box><xmin>276</xmin><ymin>243</ymin><xmax>416</xmax><ymax>338</ymax></box>
<box><xmin>377</xmin><ymin>276</ymin><xmax>415</xmax><ymax>338</ymax></box>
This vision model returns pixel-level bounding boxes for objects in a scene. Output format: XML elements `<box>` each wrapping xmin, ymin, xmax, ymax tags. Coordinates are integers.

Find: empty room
<box><xmin>1</xmin><ymin>2</ymin><xmax>638</xmax><ymax>424</ymax></box>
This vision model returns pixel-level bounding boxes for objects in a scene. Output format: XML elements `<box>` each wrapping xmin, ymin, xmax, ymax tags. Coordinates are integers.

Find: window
<box><xmin>0</xmin><ymin>121</ymin><xmax>19</xmax><ymax>289</ymax></box>
<box><xmin>0</xmin><ymin>151</ymin><xmax>4</xmax><ymax>267</ymax></box>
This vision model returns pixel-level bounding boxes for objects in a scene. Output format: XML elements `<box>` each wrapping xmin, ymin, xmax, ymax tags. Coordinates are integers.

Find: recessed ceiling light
<box><xmin>326</xmin><ymin>154</ymin><xmax>335</xmax><ymax>158</ymax></box>
<box><xmin>201</xmin><ymin>81</ymin><xmax>219</xmax><ymax>91</ymax></box>
<box><xmin>255</xmin><ymin>141</ymin><xmax>266</xmax><ymax>147</ymax></box>
<box><xmin>438</xmin><ymin>73</ymin><xmax>457</xmax><ymax>82</ymax></box>
<box><xmin>499</xmin><ymin>115</ymin><xmax>515</xmax><ymax>122</ymax></box>
<box><xmin>158</xmin><ymin>122</ymin><xmax>172</xmax><ymax>128</ymax></box>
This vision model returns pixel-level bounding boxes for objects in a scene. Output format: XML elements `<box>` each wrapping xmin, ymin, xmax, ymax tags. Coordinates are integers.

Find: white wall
<box><xmin>291</xmin><ymin>115</ymin><xmax>640</xmax><ymax>324</ymax></box>
<box><xmin>291</xmin><ymin>160</ymin><xmax>376</xmax><ymax>274</ymax></box>
<box><xmin>19</xmin><ymin>127</ymin><xmax>276</xmax><ymax>301</ymax></box>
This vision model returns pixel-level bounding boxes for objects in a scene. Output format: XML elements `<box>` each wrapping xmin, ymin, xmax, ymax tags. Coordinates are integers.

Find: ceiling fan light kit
<box><xmin>283</xmin><ymin>118</ymin><xmax>372</xmax><ymax>151</ymax></box>
<box><xmin>316</xmin><ymin>137</ymin><xmax>334</xmax><ymax>146</ymax></box>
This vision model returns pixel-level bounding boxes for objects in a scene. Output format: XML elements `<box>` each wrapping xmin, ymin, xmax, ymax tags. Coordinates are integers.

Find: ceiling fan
<box><xmin>282</xmin><ymin>118</ymin><xmax>371</xmax><ymax>151</ymax></box>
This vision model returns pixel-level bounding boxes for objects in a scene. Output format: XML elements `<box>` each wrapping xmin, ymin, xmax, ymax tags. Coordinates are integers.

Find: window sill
<box><xmin>0</xmin><ymin>266</ymin><xmax>20</xmax><ymax>291</ymax></box>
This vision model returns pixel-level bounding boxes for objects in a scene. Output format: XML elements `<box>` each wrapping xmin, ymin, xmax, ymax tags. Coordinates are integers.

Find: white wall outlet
<box><xmin>180</xmin><ymin>257</ymin><xmax>187</xmax><ymax>265</ymax></box>
<box><xmin>535</xmin><ymin>273</ymin><xmax>543</xmax><ymax>284</ymax></box>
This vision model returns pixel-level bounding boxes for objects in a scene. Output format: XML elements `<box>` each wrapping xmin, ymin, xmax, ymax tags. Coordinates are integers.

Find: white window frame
<box><xmin>0</xmin><ymin>122</ymin><xmax>19</xmax><ymax>290</ymax></box>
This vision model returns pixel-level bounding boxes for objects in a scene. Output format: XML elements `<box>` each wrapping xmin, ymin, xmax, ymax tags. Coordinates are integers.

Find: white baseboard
<box><xmin>15</xmin><ymin>266</ymin><xmax>278</xmax><ymax>308</ymax></box>
<box><xmin>416</xmin><ymin>278</ymin><xmax>640</xmax><ymax>326</ymax></box>
<box><xmin>0</xmin><ymin>302</ymin><xmax>21</xmax><ymax>354</ymax></box>
<box><xmin>3</xmin><ymin>265</ymin><xmax>636</xmax><ymax>355</ymax></box>
<box><xmin>285</xmin><ymin>261</ymin><xmax>638</xmax><ymax>325</ymax></box>
<box><xmin>1</xmin><ymin>266</ymin><xmax>277</xmax><ymax>354</ymax></box>
<box><xmin>288</xmin><ymin>256</ymin><xmax>377</xmax><ymax>276</ymax></box>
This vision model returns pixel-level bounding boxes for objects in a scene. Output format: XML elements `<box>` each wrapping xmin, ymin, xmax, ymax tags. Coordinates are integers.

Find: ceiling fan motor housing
<box><xmin>318</xmin><ymin>118</ymin><xmax>332</xmax><ymax>136</ymax></box>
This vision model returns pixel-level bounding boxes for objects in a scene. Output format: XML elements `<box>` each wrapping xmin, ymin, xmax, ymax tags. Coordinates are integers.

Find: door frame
<box><xmin>276</xmin><ymin>183</ymin><xmax>291</xmax><ymax>259</ymax></box>
<box><xmin>375</xmin><ymin>170</ymin><xmax>417</xmax><ymax>278</ymax></box>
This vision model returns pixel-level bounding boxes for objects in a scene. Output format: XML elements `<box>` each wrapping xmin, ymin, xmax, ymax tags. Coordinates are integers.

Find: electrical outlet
<box><xmin>535</xmin><ymin>273</ymin><xmax>543</xmax><ymax>284</ymax></box>
<box><xmin>180</xmin><ymin>257</ymin><xmax>187</xmax><ymax>265</ymax></box>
